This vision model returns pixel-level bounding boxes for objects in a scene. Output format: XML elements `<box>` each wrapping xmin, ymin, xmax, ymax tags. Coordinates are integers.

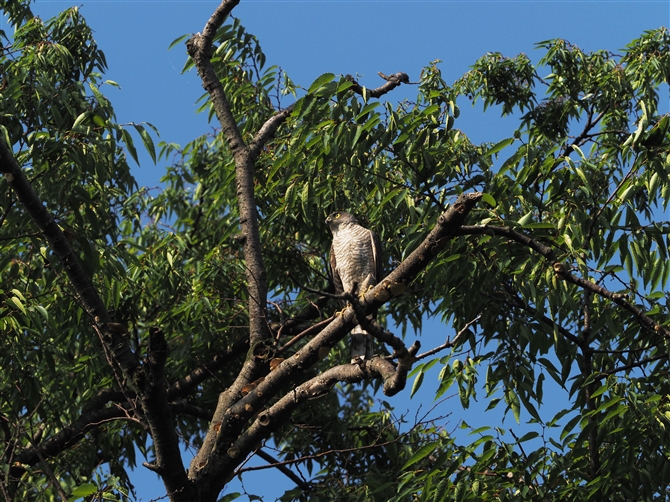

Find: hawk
<box><xmin>326</xmin><ymin>212</ymin><xmax>383</xmax><ymax>362</ymax></box>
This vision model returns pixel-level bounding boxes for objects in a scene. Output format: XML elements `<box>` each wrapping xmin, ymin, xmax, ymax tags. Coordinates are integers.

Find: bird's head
<box><xmin>326</xmin><ymin>211</ymin><xmax>358</xmax><ymax>232</ymax></box>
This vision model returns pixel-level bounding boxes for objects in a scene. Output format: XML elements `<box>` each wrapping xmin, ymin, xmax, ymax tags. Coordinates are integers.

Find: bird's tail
<box><xmin>351</xmin><ymin>326</ymin><xmax>374</xmax><ymax>363</ymax></box>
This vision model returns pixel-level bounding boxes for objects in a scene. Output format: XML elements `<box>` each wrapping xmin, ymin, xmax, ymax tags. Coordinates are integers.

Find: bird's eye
<box><xmin>335</xmin><ymin>213</ymin><xmax>341</xmax><ymax>218</ymax></box>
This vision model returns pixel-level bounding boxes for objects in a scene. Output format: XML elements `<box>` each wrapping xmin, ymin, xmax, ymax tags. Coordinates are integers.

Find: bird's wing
<box><xmin>329</xmin><ymin>242</ymin><xmax>344</xmax><ymax>296</ymax></box>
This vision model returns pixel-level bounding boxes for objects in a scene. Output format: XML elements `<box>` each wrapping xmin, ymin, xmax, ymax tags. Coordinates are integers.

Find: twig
<box><xmin>278</xmin><ymin>317</ymin><xmax>334</xmax><ymax>353</ymax></box>
<box><xmin>253</xmin><ymin>449</ymin><xmax>311</xmax><ymax>491</ymax></box>
<box><xmin>415</xmin><ymin>314</ymin><xmax>481</xmax><ymax>360</ymax></box>
<box><xmin>596</xmin><ymin>353</ymin><xmax>668</xmax><ymax>379</ymax></box>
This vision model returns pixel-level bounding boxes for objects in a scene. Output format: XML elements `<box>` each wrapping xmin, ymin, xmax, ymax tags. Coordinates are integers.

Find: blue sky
<box><xmin>18</xmin><ymin>0</ymin><xmax>670</xmax><ymax>500</ymax></box>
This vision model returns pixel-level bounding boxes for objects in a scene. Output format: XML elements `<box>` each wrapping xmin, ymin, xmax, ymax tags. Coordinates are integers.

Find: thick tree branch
<box><xmin>0</xmin><ymin>142</ymin><xmax>147</xmax><ymax>379</ymax></box>
<box><xmin>137</xmin><ymin>328</ymin><xmax>190</xmax><ymax>487</ymax></box>
<box><xmin>0</xmin><ymin>138</ymin><xmax>193</xmax><ymax>499</ymax></box>
<box><xmin>214</xmin><ymin>357</ymin><xmax>412</xmax><ymax>489</ymax></box>
<box><xmin>187</xmin><ymin>1</ymin><xmax>275</xmax><ymax>487</ymax></box>
<box><xmin>457</xmin><ymin>224</ymin><xmax>670</xmax><ymax>341</ymax></box>
<box><xmin>188</xmin><ymin>193</ymin><xmax>482</xmax><ymax>498</ymax></box>
<box><xmin>12</xmin><ymin>388</ymin><xmax>129</xmax><ymax>470</ymax></box>
<box><xmin>0</xmin><ymin>139</ymin><xmax>115</xmax><ymax>327</ymax></box>
<box><xmin>200</xmin><ymin>0</ymin><xmax>240</xmax><ymax>49</ymax></box>
<box><xmin>365</xmin><ymin>192</ymin><xmax>483</xmax><ymax>309</ymax></box>
<box><xmin>0</xmin><ymin>152</ymin><xmax>151</xmax><ymax>447</ymax></box>
<box><xmin>187</xmin><ymin>1</ymin><xmax>270</xmax><ymax>349</ymax></box>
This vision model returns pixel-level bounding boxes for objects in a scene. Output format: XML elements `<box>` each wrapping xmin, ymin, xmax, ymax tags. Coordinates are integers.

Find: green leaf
<box><xmin>518</xmin><ymin>210</ymin><xmax>534</xmax><ymax>226</ymax></box>
<box><xmin>68</xmin><ymin>483</ymin><xmax>97</xmax><ymax>500</ymax></box>
<box><xmin>355</xmin><ymin>102</ymin><xmax>380</xmax><ymax>121</ymax></box>
<box><xmin>219</xmin><ymin>493</ymin><xmax>242</xmax><ymax>502</ymax></box>
<box><xmin>517</xmin><ymin>431</ymin><xmax>539</xmax><ymax>443</ymax></box>
<box><xmin>485</xmin><ymin>137</ymin><xmax>515</xmax><ymax>157</ymax></box>
<box><xmin>71</xmin><ymin>111</ymin><xmax>89</xmax><ymax>131</ymax></box>
<box><xmin>571</xmin><ymin>144</ymin><xmax>585</xmax><ymax>159</ymax></box>
<box><xmin>133</xmin><ymin>123</ymin><xmax>157</xmax><ymax>164</ymax></box>
<box><xmin>590</xmin><ymin>382</ymin><xmax>609</xmax><ymax>399</ymax></box>
<box><xmin>36</xmin><ymin>305</ymin><xmax>49</xmax><ymax>320</ymax></box>
<box><xmin>506</xmin><ymin>390</ymin><xmax>521</xmax><ymax>423</ymax></box>
<box><xmin>308</xmin><ymin>72</ymin><xmax>335</xmax><ymax>94</ymax></box>
<box><xmin>401</xmin><ymin>441</ymin><xmax>439</xmax><ymax>470</ymax></box>
<box><xmin>168</xmin><ymin>33</ymin><xmax>190</xmax><ymax>50</ymax></box>
<box><xmin>8</xmin><ymin>296</ymin><xmax>26</xmax><ymax>315</ymax></box>
<box><xmin>121</xmin><ymin>128</ymin><xmax>139</xmax><ymax>165</ymax></box>
<box><xmin>410</xmin><ymin>371</ymin><xmax>424</xmax><ymax>398</ymax></box>
<box><xmin>92</xmin><ymin>115</ymin><xmax>106</xmax><ymax>127</ymax></box>
<box><xmin>336</xmin><ymin>80</ymin><xmax>355</xmax><ymax>93</ymax></box>
<box><xmin>480</xmin><ymin>193</ymin><xmax>497</xmax><ymax>207</ymax></box>
<box><xmin>88</xmin><ymin>82</ymin><xmax>107</xmax><ymax>106</ymax></box>
<box><xmin>10</xmin><ymin>289</ymin><xmax>25</xmax><ymax>301</ymax></box>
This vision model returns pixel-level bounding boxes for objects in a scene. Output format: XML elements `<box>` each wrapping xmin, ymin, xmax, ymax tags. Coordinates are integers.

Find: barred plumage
<box><xmin>326</xmin><ymin>212</ymin><xmax>382</xmax><ymax>362</ymax></box>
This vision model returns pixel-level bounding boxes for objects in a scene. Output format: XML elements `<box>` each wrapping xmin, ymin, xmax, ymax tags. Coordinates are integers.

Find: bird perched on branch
<box><xmin>326</xmin><ymin>211</ymin><xmax>382</xmax><ymax>362</ymax></box>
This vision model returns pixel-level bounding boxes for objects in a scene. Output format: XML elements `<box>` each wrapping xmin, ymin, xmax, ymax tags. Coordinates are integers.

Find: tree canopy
<box><xmin>1</xmin><ymin>0</ymin><xmax>669</xmax><ymax>500</ymax></box>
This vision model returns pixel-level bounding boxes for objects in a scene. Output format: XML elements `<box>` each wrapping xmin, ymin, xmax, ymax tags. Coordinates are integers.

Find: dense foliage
<box><xmin>1</xmin><ymin>0</ymin><xmax>669</xmax><ymax>500</ymax></box>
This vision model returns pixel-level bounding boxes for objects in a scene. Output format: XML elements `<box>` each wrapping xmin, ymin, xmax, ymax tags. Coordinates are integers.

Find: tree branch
<box><xmin>253</xmin><ymin>449</ymin><xmax>311</xmax><ymax>491</ymax></box>
<box><xmin>415</xmin><ymin>314</ymin><xmax>480</xmax><ymax>360</ymax></box>
<box><xmin>248</xmin><ymin>104</ymin><xmax>296</xmax><ymax>160</ymax></box>
<box><xmin>457</xmin><ymin>224</ymin><xmax>670</xmax><ymax>341</ymax></box>
<box><xmin>167</xmin><ymin>337</ymin><xmax>249</xmax><ymax>400</ymax></box>
<box><xmin>187</xmin><ymin>0</ymin><xmax>270</xmax><ymax>349</ymax></box>
<box><xmin>596</xmin><ymin>353</ymin><xmax>668</xmax><ymax>380</ymax></box>
<box><xmin>13</xmin><ymin>404</ymin><xmax>130</xmax><ymax>470</ymax></box>
<box><xmin>200</xmin><ymin>0</ymin><xmax>240</xmax><ymax>49</ymax></box>
<box><xmin>187</xmin><ymin>1</ymin><xmax>274</xmax><ymax>486</ymax></box>
<box><xmin>561</xmin><ymin>108</ymin><xmax>606</xmax><ymax>158</ymax></box>
<box><xmin>187</xmin><ymin>193</ymin><xmax>482</xmax><ymax>498</ymax></box>
<box><xmin>503</xmin><ymin>290</ymin><xmax>581</xmax><ymax>346</ymax></box>
<box><xmin>346</xmin><ymin>72</ymin><xmax>411</xmax><ymax>99</ymax></box>
<box><xmin>278</xmin><ymin>317</ymin><xmax>334</xmax><ymax>353</ymax></box>
<box><xmin>218</xmin><ymin>358</ymin><xmax>411</xmax><ymax>487</ymax></box>
<box><xmin>346</xmin><ymin>292</ymin><xmax>416</xmax><ymax>357</ymax></box>
<box><xmin>365</xmin><ymin>192</ymin><xmax>483</xmax><ymax>310</ymax></box>
<box><xmin>0</xmin><ymin>139</ymin><xmax>113</xmax><ymax>327</ymax></box>
<box><xmin>0</xmin><ymin>137</ymin><xmax>193</xmax><ymax>499</ymax></box>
